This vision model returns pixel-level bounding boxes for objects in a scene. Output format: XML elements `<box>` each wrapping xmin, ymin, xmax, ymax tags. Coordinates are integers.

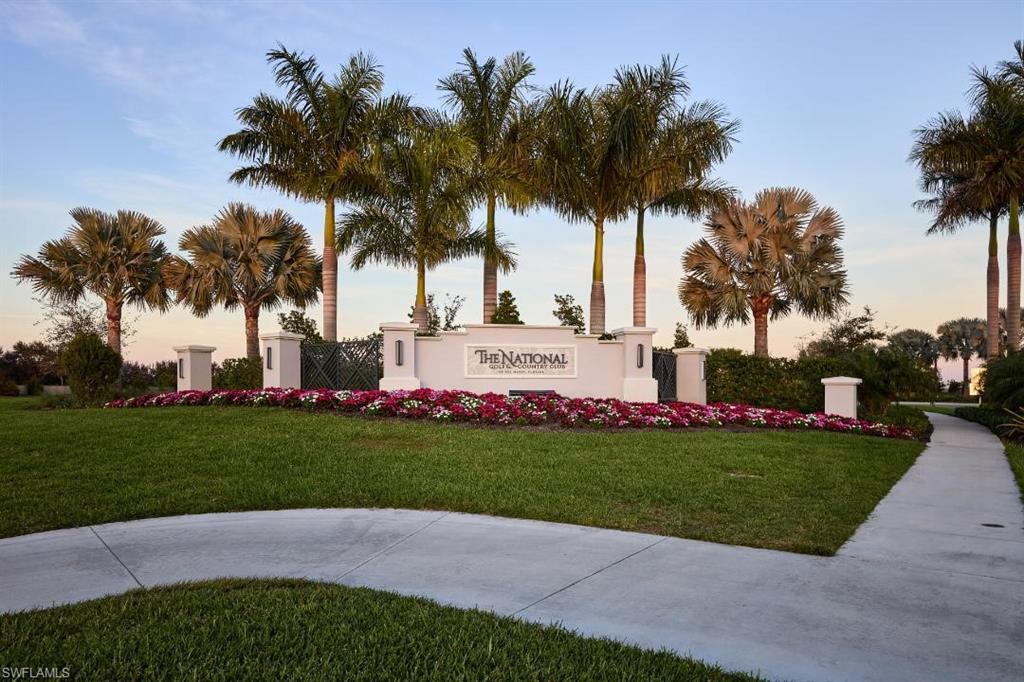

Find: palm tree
<box><xmin>617</xmin><ymin>57</ymin><xmax>739</xmax><ymax>327</ymax></box>
<box><xmin>438</xmin><ymin>48</ymin><xmax>536</xmax><ymax>323</ymax></box>
<box><xmin>11</xmin><ymin>208</ymin><xmax>171</xmax><ymax>355</ymax></box>
<box><xmin>911</xmin><ymin>42</ymin><xmax>1024</xmax><ymax>355</ymax></box>
<box><xmin>680</xmin><ymin>187</ymin><xmax>849</xmax><ymax>357</ymax></box>
<box><xmin>337</xmin><ymin>115</ymin><xmax>515</xmax><ymax>331</ymax></box>
<box><xmin>219</xmin><ymin>45</ymin><xmax>410</xmax><ymax>342</ymax></box>
<box><xmin>167</xmin><ymin>203</ymin><xmax>321</xmax><ymax>358</ymax></box>
<box><xmin>888</xmin><ymin>328</ymin><xmax>941</xmax><ymax>371</ymax></box>
<box><xmin>936</xmin><ymin>317</ymin><xmax>987</xmax><ymax>396</ymax></box>
<box><xmin>534</xmin><ymin>82</ymin><xmax>638</xmax><ymax>335</ymax></box>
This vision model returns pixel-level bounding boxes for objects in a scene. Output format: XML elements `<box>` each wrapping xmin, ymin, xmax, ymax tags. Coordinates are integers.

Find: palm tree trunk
<box><xmin>752</xmin><ymin>296</ymin><xmax>771</xmax><ymax>357</ymax></box>
<box><xmin>961</xmin><ymin>356</ymin><xmax>969</xmax><ymax>398</ymax></box>
<box><xmin>987</xmin><ymin>211</ymin><xmax>1000</xmax><ymax>359</ymax></box>
<box><xmin>632</xmin><ymin>206</ymin><xmax>646</xmax><ymax>327</ymax></box>
<box><xmin>482</xmin><ymin>194</ymin><xmax>498</xmax><ymax>324</ymax></box>
<box><xmin>244</xmin><ymin>303</ymin><xmax>260</xmax><ymax>359</ymax></box>
<box><xmin>322</xmin><ymin>198</ymin><xmax>338</xmax><ymax>342</ymax></box>
<box><xmin>104</xmin><ymin>299</ymin><xmax>122</xmax><ymax>356</ymax></box>
<box><xmin>413</xmin><ymin>258</ymin><xmax>429</xmax><ymax>332</ymax></box>
<box><xmin>1007</xmin><ymin>196</ymin><xmax>1021</xmax><ymax>352</ymax></box>
<box><xmin>589</xmin><ymin>217</ymin><xmax>605</xmax><ymax>335</ymax></box>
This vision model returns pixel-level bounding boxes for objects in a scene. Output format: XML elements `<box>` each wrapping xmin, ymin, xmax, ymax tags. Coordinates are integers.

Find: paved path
<box><xmin>2</xmin><ymin>415</ymin><xmax>1022</xmax><ymax>682</ymax></box>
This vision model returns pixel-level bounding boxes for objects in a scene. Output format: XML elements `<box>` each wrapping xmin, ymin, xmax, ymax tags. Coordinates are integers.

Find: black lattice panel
<box><xmin>301</xmin><ymin>339</ymin><xmax>382</xmax><ymax>390</ymax></box>
<box><xmin>652</xmin><ymin>351</ymin><xmax>677</xmax><ymax>403</ymax></box>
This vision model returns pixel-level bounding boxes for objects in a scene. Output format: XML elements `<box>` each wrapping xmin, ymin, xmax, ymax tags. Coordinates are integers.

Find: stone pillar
<box><xmin>260</xmin><ymin>332</ymin><xmax>304</xmax><ymax>389</ymax></box>
<box><xmin>613</xmin><ymin>327</ymin><xmax>658</xmax><ymax>403</ymax></box>
<box><xmin>674</xmin><ymin>347</ymin><xmax>709</xmax><ymax>405</ymax></box>
<box><xmin>821</xmin><ymin>376</ymin><xmax>862</xmax><ymax>418</ymax></box>
<box><xmin>380</xmin><ymin>322</ymin><xmax>421</xmax><ymax>391</ymax></box>
<box><xmin>172</xmin><ymin>345</ymin><xmax>215</xmax><ymax>392</ymax></box>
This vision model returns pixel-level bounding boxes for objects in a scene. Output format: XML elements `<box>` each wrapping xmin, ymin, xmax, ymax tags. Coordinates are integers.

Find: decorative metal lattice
<box><xmin>652</xmin><ymin>351</ymin><xmax>677</xmax><ymax>403</ymax></box>
<box><xmin>301</xmin><ymin>338</ymin><xmax>382</xmax><ymax>390</ymax></box>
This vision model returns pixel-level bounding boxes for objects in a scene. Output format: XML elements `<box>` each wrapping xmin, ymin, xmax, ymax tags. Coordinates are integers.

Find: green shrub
<box><xmin>953</xmin><ymin>406</ymin><xmax>1013</xmax><ymax>433</ymax></box>
<box><xmin>0</xmin><ymin>377</ymin><xmax>20</xmax><ymax>397</ymax></box>
<box><xmin>38</xmin><ymin>393</ymin><xmax>76</xmax><ymax>410</ymax></box>
<box><xmin>60</xmin><ymin>333</ymin><xmax>122</xmax><ymax>404</ymax></box>
<box><xmin>214</xmin><ymin>357</ymin><xmax>262</xmax><ymax>390</ymax></box>
<box><xmin>24</xmin><ymin>375</ymin><xmax>42</xmax><ymax>395</ymax></box>
<box><xmin>980</xmin><ymin>352</ymin><xmax>1024</xmax><ymax>410</ymax></box>
<box><xmin>868</xmin><ymin>404</ymin><xmax>931</xmax><ymax>436</ymax></box>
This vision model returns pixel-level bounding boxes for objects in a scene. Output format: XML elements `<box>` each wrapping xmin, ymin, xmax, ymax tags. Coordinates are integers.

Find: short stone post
<box><xmin>821</xmin><ymin>376</ymin><xmax>862</xmax><ymax>418</ymax></box>
<box><xmin>674</xmin><ymin>347</ymin><xmax>709</xmax><ymax>404</ymax></box>
<box><xmin>613</xmin><ymin>327</ymin><xmax>658</xmax><ymax>402</ymax></box>
<box><xmin>260</xmin><ymin>332</ymin><xmax>304</xmax><ymax>389</ymax></box>
<box><xmin>379</xmin><ymin>322</ymin><xmax>421</xmax><ymax>391</ymax></box>
<box><xmin>172</xmin><ymin>345</ymin><xmax>215</xmax><ymax>391</ymax></box>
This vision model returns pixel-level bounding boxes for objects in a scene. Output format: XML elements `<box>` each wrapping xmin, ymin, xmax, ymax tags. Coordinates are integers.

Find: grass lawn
<box><xmin>0</xmin><ymin>398</ymin><xmax>924</xmax><ymax>554</ymax></box>
<box><xmin>916</xmin><ymin>404</ymin><xmax>959</xmax><ymax>416</ymax></box>
<box><xmin>1005</xmin><ymin>442</ymin><xmax>1024</xmax><ymax>504</ymax></box>
<box><xmin>0</xmin><ymin>579</ymin><xmax>757</xmax><ymax>681</ymax></box>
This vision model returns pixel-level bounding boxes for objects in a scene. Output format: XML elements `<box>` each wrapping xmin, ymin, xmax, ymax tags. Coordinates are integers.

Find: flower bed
<box><xmin>105</xmin><ymin>388</ymin><xmax>918</xmax><ymax>439</ymax></box>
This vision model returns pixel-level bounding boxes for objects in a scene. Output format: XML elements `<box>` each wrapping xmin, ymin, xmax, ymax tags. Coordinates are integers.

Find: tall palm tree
<box><xmin>680</xmin><ymin>187</ymin><xmax>849</xmax><ymax>357</ymax></box>
<box><xmin>337</xmin><ymin>115</ymin><xmax>516</xmax><ymax>331</ymax></box>
<box><xmin>12</xmin><ymin>208</ymin><xmax>171</xmax><ymax>355</ymax></box>
<box><xmin>438</xmin><ymin>48</ymin><xmax>536</xmax><ymax>323</ymax></box>
<box><xmin>219</xmin><ymin>45</ymin><xmax>409</xmax><ymax>342</ymax></box>
<box><xmin>911</xmin><ymin>42</ymin><xmax>1024</xmax><ymax>355</ymax></box>
<box><xmin>167</xmin><ymin>203</ymin><xmax>321</xmax><ymax>358</ymax></box>
<box><xmin>617</xmin><ymin>56</ymin><xmax>739</xmax><ymax>326</ymax></box>
<box><xmin>888</xmin><ymin>328</ymin><xmax>941</xmax><ymax>371</ymax></box>
<box><xmin>534</xmin><ymin>82</ymin><xmax>637</xmax><ymax>335</ymax></box>
<box><xmin>936</xmin><ymin>317</ymin><xmax>987</xmax><ymax>396</ymax></box>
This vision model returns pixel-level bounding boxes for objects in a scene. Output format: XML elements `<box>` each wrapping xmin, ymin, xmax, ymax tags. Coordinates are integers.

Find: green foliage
<box><xmin>0</xmin><ymin>378</ymin><xmax>19</xmax><ymax>397</ymax></box>
<box><xmin>0</xmin><ymin>341</ymin><xmax>61</xmax><ymax>384</ymax></box>
<box><xmin>214</xmin><ymin>358</ymin><xmax>263</xmax><ymax>390</ymax></box>
<box><xmin>936</xmin><ymin>317</ymin><xmax>988</xmax><ymax>363</ymax></box>
<box><xmin>552</xmin><ymin>294</ymin><xmax>585</xmax><ymax>333</ymax></box>
<box><xmin>954</xmin><ymin>405</ymin><xmax>1015</xmax><ymax>435</ymax></box>
<box><xmin>866</xmin><ymin>405</ymin><xmax>932</xmax><ymax>437</ymax></box>
<box><xmin>980</xmin><ymin>352</ymin><xmax>1024</xmax><ymax>410</ymax></box>
<box><xmin>60</xmin><ymin>333</ymin><xmax>122</xmax><ymax>404</ymax></box>
<box><xmin>277</xmin><ymin>310</ymin><xmax>323</xmax><ymax>344</ymax></box>
<box><xmin>888</xmin><ymin>328</ymin><xmax>940</xmax><ymax>366</ymax></box>
<box><xmin>673</xmin><ymin>322</ymin><xmax>693</xmax><ymax>348</ymax></box>
<box><xmin>707</xmin><ymin>346</ymin><xmax>936</xmax><ymax>414</ymax></box>
<box><xmin>118</xmin><ymin>361</ymin><xmax>178</xmax><ymax>392</ymax></box>
<box><xmin>800</xmin><ymin>307</ymin><xmax>887</xmax><ymax>358</ymax></box>
<box><xmin>491</xmin><ymin>290</ymin><xmax>523</xmax><ymax>324</ymax></box>
<box><xmin>407</xmin><ymin>293</ymin><xmax>465</xmax><ymax>335</ymax></box>
<box><xmin>998</xmin><ymin>409</ymin><xmax>1024</xmax><ymax>442</ymax></box>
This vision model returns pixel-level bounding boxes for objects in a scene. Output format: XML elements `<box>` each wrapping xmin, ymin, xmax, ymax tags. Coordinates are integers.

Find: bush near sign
<box><xmin>466</xmin><ymin>345</ymin><xmax>577</xmax><ymax>378</ymax></box>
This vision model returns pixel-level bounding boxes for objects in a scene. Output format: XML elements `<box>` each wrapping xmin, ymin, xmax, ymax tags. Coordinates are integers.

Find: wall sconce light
<box><xmin>395</xmin><ymin>339</ymin><xmax>404</xmax><ymax>366</ymax></box>
<box><xmin>636</xmin><ymin>343</ymin><xmax>644</xmax><ymax>369</ymax></box>
<box><xmin>266</xmin><ymin>346</ymin><xmax>273</xmax><ymax>370</ymax></box>
<box><xmin>178</xmin><ymin>358</ymin><xmax>184</xmax><ymax>379</ymax></box>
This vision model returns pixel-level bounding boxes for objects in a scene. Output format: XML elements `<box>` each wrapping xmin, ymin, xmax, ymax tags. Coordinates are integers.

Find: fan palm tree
<box><xmin>936</xmin><ymin>317</ymin><xmax>988</xmax><ymax>396</ymax></box>
<box><xmin>617</xmin><ymin>56</ymin><xmax>739</xmax><ymax>326</ymax></box>
<box><xmin>219</xmin><ymin>45</ymin><xmax>411</xmax><ymax>342</ymax></box>
<box><xmin>337</xmin><ymin>115</ymin><xmax>516</xmax><ymax>331</ymax></box>
<box><xmin>11</xmin><ymin>208</ymin><xmax>171</xmax><ymax>355</ymax></box>
<box><xmin>533</xmin><ymin>82</ymin><xmax>639</xmax><ymax>335</ymax></box>
<box><xmin>167</xmin><ymin>203</ymin><xmax>321</xmax><ymax>359</ymax></box>
<box><xmin>888</xmin><ymin>328</ymin><xmax>941</xmax><ymax>371</ymax></box>
<box><xmin>438</xmin><ymin>48</ymin><xmax>537</xmax><ymax>323</ymax></box>
<box><xmin>680</xmin><ymin>187</ymin><xmax>849</xmax><ymax>357</ymax></box>
<box><xmin>911</xmin><ymin>42</ymin><xmax>1024</xmax><ymax>355</ymax></box>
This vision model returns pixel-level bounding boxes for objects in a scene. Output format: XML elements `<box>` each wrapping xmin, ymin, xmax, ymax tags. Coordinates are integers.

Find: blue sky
<box><xmin>1</xmin><ymin>0</ymin><xmax>1021</xmax><ymax>375</ymax></box>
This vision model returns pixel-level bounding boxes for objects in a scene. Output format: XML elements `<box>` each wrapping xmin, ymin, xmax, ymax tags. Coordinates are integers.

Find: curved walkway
<box><xmin>2</xmin><ymin>414</ymin><xmax>1022</xmax><ymax>682</ymax></box>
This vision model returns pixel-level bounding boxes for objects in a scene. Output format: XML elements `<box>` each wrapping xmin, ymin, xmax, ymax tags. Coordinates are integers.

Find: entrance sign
<box><xmin>466</xmin><ymin>345</ymin><xmax>577</xmax><ymax>378</ymax></box>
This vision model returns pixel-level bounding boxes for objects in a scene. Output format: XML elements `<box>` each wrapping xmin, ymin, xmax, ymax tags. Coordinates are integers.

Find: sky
<box><xmin>1</xmin><ymin>0</ymin><xmax>1021</xmax><ymax>380</ymax></box>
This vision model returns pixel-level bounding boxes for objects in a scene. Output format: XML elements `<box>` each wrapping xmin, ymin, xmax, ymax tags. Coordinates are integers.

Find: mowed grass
<box><xmin>0</xmin><ymin>398</ymin><xmax>924</xmax><ymax>554</ymax></box>
<box><xmin>1006</xmin><ymin>442</ymin><xmax>1024</xmax><ymax>504</ymax></box>
<box><xmin>0</xmin><ymin>580</ymin><xmax>758</xmax><ymax>681</ymax></box>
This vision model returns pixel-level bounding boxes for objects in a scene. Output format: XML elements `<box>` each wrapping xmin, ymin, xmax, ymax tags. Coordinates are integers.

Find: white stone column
<box><xmin>613</xmin><ymin>327</ymin><xmax>658</xmax><ymax>402</ymax></box>
<box><xmin>380</xmin><ymin>322</ymin><xmax>421</xmax><ymax>391</ymax></box>
<box><xmin>821</xmin><ymin>376</ymin><xmax>862</xmax><ymax>418</ymax></box>
<box><xmin>674</xmin><ymin>347</ymin><xmax>709</xmax><ymax>404</ymax></box>
<box><xmin>260</xmin><ymin>332</ymin><xmax>304</xmax><ymax>389</ymax></box>
<box><xmin>172</xmin><ymin>345</ymin><xmax>215</xmax><ymax>391</ymax></box>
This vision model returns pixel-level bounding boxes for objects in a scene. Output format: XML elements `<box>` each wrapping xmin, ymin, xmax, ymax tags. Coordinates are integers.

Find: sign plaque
<box><xmin>465</xmin><ymin>345</ymin><xmax>577</xmax><ymax>378</ymax></box>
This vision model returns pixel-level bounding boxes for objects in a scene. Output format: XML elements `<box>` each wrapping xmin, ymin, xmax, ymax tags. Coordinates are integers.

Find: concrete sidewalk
<box><xmin>1</xmin><ymin>415</ymin><xmax>1022</xmax><ymax>682</ymax></box>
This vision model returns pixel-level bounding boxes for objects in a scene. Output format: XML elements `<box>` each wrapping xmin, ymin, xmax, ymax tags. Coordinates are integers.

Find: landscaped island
<box><xmin>105</xmin><ymin>387</ymin><xmax>920</xmax><ymax>439</ymax></box>
<box><xmin>1</xmin><ymin>398</ymin><xmax>923</xmax><ymax>554</ymax></box>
